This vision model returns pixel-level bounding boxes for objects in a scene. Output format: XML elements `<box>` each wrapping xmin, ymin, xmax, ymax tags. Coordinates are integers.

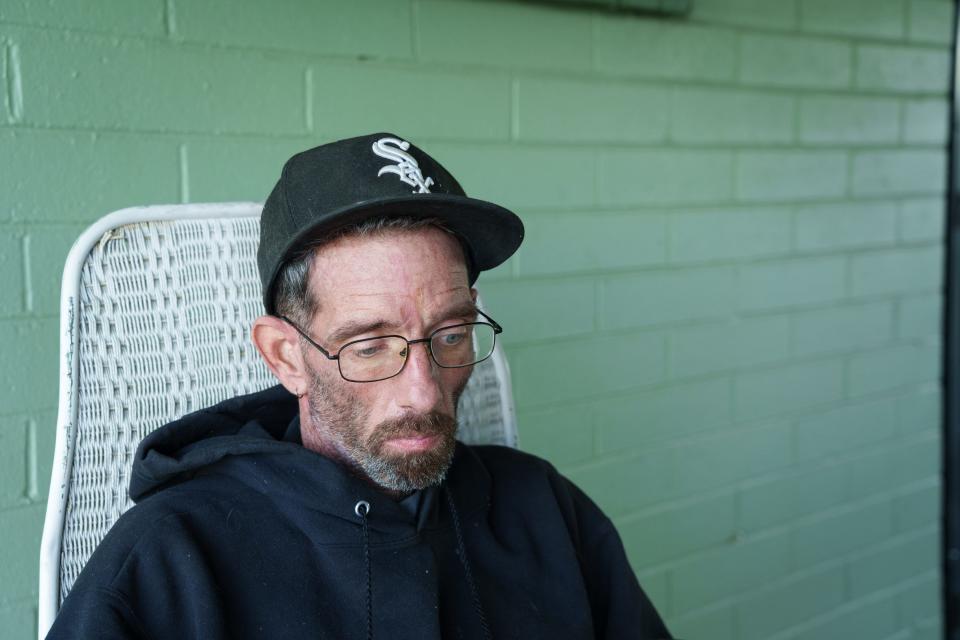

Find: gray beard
<box><xmin>304</xmin><ymin>369</ymin><xmax>465</xmax><ymax>492</ymax></box>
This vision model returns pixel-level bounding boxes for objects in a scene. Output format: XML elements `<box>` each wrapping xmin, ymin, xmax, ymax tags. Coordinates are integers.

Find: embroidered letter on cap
<box><xmin>372</xmin><ymin>137</ymin><xmax>435</xmax><ymax>194</ymax></box>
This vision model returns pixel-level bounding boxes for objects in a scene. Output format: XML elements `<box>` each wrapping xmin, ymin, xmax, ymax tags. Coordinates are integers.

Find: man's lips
<box><xmin>384</xmin><ymin>433</ymin><xmax>440</xmax><ymax>453</ymax></box>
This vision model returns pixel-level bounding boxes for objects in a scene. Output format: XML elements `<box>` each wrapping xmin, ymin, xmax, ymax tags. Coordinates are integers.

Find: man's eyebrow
<box><xmin>325</xmin><ymin>301</ymin><xmax>479</xmax><ymax>347</ymax></box>
<box><xmin>325</xmin><ymin>319</ymin><xmax>395</xmax><ymax>347</ymax></box>
<box><xmin>437</xmin><ymin>301</ymin><xmax>480</xmax><ymax>325</ymax></box>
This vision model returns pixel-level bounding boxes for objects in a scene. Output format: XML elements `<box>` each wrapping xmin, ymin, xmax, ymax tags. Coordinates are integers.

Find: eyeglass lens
<box><xmin>338</xmin><ymin>323</ymin><xmax>496</xmax><ymax>382</ymax></box>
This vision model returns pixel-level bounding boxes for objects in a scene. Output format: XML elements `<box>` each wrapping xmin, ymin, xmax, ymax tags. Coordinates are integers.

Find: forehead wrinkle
<box><xmin>309</xmin><ymin>229</ymin><xmax>467</xmax><ymax>287</ymax></box>
<box><xmin>306</xmin><ymin>227</ymin><xmax>472</xmax><ymax>334</ymax></box>
<box><xmin>328</xmin><ymin>285</ymin><xmax>473</xmax><ymax>336</ymax></box>
<box><xmin>343</xmin><ymin>284</ymin><xmax>469</xmax><ymax>305</ymax></box>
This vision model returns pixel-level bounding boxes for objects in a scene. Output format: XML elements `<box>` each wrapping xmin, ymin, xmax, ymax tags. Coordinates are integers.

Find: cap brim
<box><xmin>263</xmin><ymin>194</ymin><xmax>524</xmax><ymax>314</ymax></box>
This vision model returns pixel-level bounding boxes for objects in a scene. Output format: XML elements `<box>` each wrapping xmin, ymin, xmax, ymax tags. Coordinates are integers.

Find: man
<box><xmin>48</xmin><ymin>133</ymin><xmax>672</xmax><ymax>639</ymax></box>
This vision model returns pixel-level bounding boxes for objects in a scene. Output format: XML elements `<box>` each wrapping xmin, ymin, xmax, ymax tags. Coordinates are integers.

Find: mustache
<box><xmin>367</xmin><ymin>411</ymin><xmax>457</xmax><ymax>449</ymax></box>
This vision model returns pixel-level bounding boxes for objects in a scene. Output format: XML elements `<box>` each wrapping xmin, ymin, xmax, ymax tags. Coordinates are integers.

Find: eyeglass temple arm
<box><xmin>476</xmin><ymin>308</ymin><xmax>503</xmax><ymax>333</ymax></box>
<box><xmin>277</xmin><ymin>315</ymin><xmax>338</xmax><ymax>360</ymax></box>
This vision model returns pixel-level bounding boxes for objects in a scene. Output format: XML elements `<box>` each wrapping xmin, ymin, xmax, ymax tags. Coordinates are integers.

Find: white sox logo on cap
<box><xmin>372</xmin><ymin>137</ymin><xmax>434</xmax><ymax>194</ymax></box>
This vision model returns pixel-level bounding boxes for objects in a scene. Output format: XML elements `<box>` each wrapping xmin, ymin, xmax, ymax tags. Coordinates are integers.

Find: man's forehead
<box><xmin>307</xmin><ymin>227</ymin><xmax>470</xmax><ymax>304</ymax></box>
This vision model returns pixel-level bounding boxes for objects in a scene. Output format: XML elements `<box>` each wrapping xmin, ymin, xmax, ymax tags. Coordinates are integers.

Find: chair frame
<box><xmin>38</xmin><ymin>202</ymin><xmax>263</xmax><ymax>636</ymax></box>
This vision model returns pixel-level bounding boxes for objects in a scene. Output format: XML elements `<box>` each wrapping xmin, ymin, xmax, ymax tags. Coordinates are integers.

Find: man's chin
<box><xmin>365</xmin><ymin>433</ymin><xmax>457</xmax><ymax>492</ymax></box>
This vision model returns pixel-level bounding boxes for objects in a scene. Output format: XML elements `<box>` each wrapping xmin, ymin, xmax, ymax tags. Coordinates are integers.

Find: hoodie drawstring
<box><xmin>445</xmin><ymin>488</ymin><xmax>493</xmax><ymax>640</ymax></box>
<box><xmin>355</xmin><ymin>493</ymin><xmax>492</xmax><ymax>640</ymax></box>
<box><xmin>355</xmin><ymin>500</ymin><xmax>373</xmax><ymax>640</ymax></box>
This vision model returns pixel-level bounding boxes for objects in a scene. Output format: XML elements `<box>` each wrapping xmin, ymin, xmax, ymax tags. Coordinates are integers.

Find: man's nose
<box><xmin>397</xmin><ymin>341</ymin><xmax>442</xmax><ymax>413</ymax></box>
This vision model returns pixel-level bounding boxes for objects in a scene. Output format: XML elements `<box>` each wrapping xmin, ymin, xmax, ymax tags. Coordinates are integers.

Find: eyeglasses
<box><xmin>279</xmin><ymin>310</ymin><xmax>503</xmax><ymax>383</ymax></box>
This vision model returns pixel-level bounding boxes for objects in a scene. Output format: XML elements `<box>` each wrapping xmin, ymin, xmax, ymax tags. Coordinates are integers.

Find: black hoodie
<box><xmin>48</xmin><ymin>385</ymin><xmax>672</xmax><ymax>640</ymax></box>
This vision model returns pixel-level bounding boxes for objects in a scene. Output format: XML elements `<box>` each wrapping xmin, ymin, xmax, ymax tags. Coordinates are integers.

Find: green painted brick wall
<box><xmin>0</xmin><ymin>0</ymin><xmax>951</xmax><ymax>637</ymax></box>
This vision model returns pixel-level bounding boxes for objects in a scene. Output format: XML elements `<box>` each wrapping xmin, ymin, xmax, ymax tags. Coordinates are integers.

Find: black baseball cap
<box><xmin>257</xmin><ymin>132</ymin><xmax>524</xmax><ymax>315</ymax></box>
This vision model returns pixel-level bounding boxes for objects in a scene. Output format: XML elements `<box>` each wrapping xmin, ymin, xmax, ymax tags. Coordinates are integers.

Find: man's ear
<box><xmin>251</xmin><ymin>315</ymin><xmax>309</xmax><ymax>396</ymax></box>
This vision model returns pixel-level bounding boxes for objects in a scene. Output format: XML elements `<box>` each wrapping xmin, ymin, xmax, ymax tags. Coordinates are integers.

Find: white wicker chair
<box><xmin>38</xmin><ymin>203</ymin><xmax>518</xmax><ymax>639</ymax></box>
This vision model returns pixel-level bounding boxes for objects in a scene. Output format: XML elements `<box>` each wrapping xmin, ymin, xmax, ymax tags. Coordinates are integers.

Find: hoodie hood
<box><xmin>130</xmin><ymin>385</ymin><xmax>299</xmax><ymax>501</ymax></box>
<box><xmin>129</xmin><ymin>384</ymin><xmax>491</xmax><ymax>536</ymax></box>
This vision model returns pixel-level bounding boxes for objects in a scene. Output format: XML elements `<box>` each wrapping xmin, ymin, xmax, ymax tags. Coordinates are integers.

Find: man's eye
<box><xmin>350</xmin><ymin>342</ymin><xmax>388</xmax><ymax>359</ymax></box>
<box><xmin>437</xmin><ymin>331</ymin><xmax>466</xmax><ymax>346</ymax></box>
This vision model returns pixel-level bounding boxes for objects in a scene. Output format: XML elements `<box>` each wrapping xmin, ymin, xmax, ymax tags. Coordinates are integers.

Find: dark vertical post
<box><xmin>946</xmin><ymin>2</ymin><xmax>960</xmax><ymax>638</ymax></box>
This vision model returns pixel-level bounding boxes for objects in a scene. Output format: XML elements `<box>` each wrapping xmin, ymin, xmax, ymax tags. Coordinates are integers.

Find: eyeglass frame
<box><xmin>278</xmin><ymin>309</ymin><xmax>503</xmax><ymax>383</ymax></box>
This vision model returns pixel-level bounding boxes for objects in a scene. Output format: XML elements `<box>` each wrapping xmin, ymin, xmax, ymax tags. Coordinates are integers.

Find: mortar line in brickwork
<box><xmin>789</xmin><ymin>95</ymin><xmax>801</xmax><ymax>144</ymax></box>
<box><xmin>611</xmin><ymin>486</ymin><xmax>738</xmax><ymax>525</ymax></box>
<box><xmin>272</xmin><ymin>58</ymin><xmax>953</xmax><ymax>97</ymax></box>
<box><xmin>517</xmin><ymin>371</ymin><xmax>734</xmax><ymax>409</ymax></box>
<box><xmin>844</xmin><ymin>149</ymin><xmax>856</xmax><ymax>200</ymax></box>
<box><xmin>847</xmin><ymin>44</ymin><xmax>859</xmax><ymax>93</ymax></box>
<box><xmin>738</xmin><ymin>464</ymin><xmax>935</xmax><ymax>511</ymax></box>
<box><xmin>410</xmin><ymin>0</ymin><xmax>421</xmax><ymax>60</ymax></box>
<box><xmin>731</xmin><ymin>476</ymin><xmax>745</xmax><ymax>532</ymax></box>
<box><xmin>739</xmin><ymin>82</ymin><xmax>947</xmax><ymax>99</ymax></box>
<box><xmin>534</xmin><ymin>350</ymin><xmax>930</xmax><ymax>425</ymax></box>
<box><xmin>287</xmin><ymin>57</ymin><xmax>935</xmax><ymax>100</ymax></box>
<box><xmin>561</xmin><ymin>140</ymin><xmax>950</xmax><ymax>152</ymax></box>
<box><xmin>587</xmin><ymin>14</ymin><xmax>597</xmax><ymax>72</ymax></box>
<box><xmin>0</xmin><ymin>404</ymin><xmax>59</xmax><ymax>421</ymax></box>
<box><xmin>1</xmin><ymin>43</ymin><xmax>5</xmax><ymax>120</ymax></box>
<box><xmin>758</xmin><ymin>577</ymin><xmax>933</xmax><ymax>640</ymax></box>
<box><xmin>5</xmin><ymin>42</ymin><xmax>22</xmax><ymax>123</ymax></box>
<box><xmin>420</xmin><ymin>38</ymin><xmax>951</xmax><ymax>79</ymax></box>
<box><xmin>304</xmin><ymin>68</ymin><xmax>314</xmax><ymax>132</ymax></box>
<box><xmin>0</xmin><ymin>119</ymin><xmax>322</xmax><ymax>141</ymax></box>
<box><xmin>902</xmin><ymin>0</ymin><xmax>913</xmax><ymax>43</ymax></box>
<box><xmin>731</xmin><ymin>34</ymin><xmax>742</xmax><ymax>83</ymax></box>
<box><xmin>567</xmin><ymin>414</ymin><xmax>783</xmax><ymax>464</ymax></box>
<box><xmin>489</xmin><ymin>251</ymin><xmax>940</xmax><ymax>288</ymax></box>
<box><xmin>0</xmin><ymin>23</ymin><xmax>420</xmax><ymax>68</ymax></box>
<box><xmin>643</xmin><ymin>497</ymin><xmax>938</xmax><ymax>562</ymax></box>
<box><xmin>512</xmin><ymin>193</ymin><xmax>919</xmax><ymax>214</ymax></box>
<box><xmin>750</xmin><ymin>516</ymin><xmax>937</xmax><ymax>568</ymax></box>
<box><xmin>178</xmin><ymin>144</ymin><xmax>190</xmax><ymax>203</ymax></box>
<box><xmin>736</xmin><ymin>23</ymin><xmax>945</xmax><ymax>51</ymax></box>
<box><xmin>677</xmin><ymin>564</ymin><xmax>935</xmax><ymax>629</ymax></box>
<box><xmin>509</xmin><ymin>77</ymin><xmax>520</xmax><ymax>141</ymax></box>
<box><xmin>26</xmin><ymin>418</ymin><xmax>38</xmax><ymax>501</ymax></box>
<box><xmin>1</xmin><ymin>119</ymin><xmax>950</xmax><ymax>150</ymax></box>
<box><xmin>21</xmin><ymin>233</ymin><xmax>31</xmax><ymax>312</ymax></box>
<box><xmin>163</xmin><ymin>0</ymin><xmax>177</xmax><ymax>37</ymax></box>
<box><xmin>665</xmin><ymin>489</ymin><xmax>905</xmax><ymax>555</ymax></box>
<box><xmin>896</xmin><ymin>98</ymin><xmax>908</xmax><ymax>145</ymax></box>
<box><xmin>592</xmin><ymin>278</ymin><xmax>601</xmax><ymax>333</ymax></box>
<box><xmin>661</xmin><ymin>569</ymin><xmax>674</xmax><ymax>618</ymax></box>
<box><xmin>3</xmin><ymin>17</ymin><xmax>951</xmax><ymax>65</ymax></box>
<box><xmin>663</xmin><ymin>329</ymin><xmax>675</xmax><ymax>380</ymax></box>
<box><xmin>576</xmin><ymin>403</ymin><xmax>927</xmax><ymax>473</ymax></box>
